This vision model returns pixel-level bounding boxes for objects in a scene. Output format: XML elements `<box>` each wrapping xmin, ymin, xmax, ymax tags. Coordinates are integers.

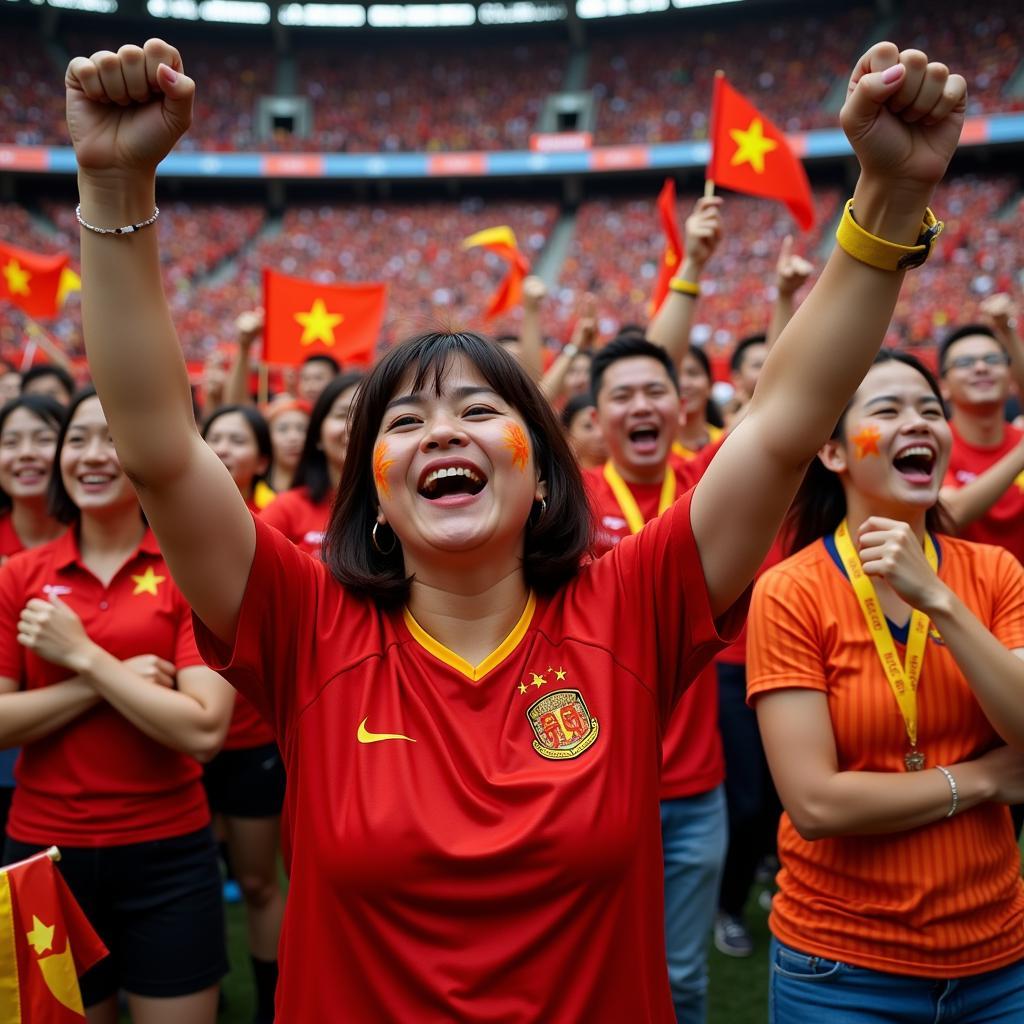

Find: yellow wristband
<box><xmin>835</xmin><ymin>199</ymin><xmax>943</xmax><ymax>271</ymax></box>
<box><xmin>669</xmin><ymin>277</ymin><xmax>700</xmax><ymax>297</ymax></box>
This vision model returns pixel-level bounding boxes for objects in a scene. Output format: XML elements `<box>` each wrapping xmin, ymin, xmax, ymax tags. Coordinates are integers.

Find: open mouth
<box><xmin>628</xmin><ymin>426</ymin><xmax>660</xmax><ymax>455</ymax></box>
<box><xmin>893</xmin><ymin>445</ymin><xmax>936</xmax><ymax>484</ymax></box>
<box><xmin>418</xmin><ymin>465</ymin><xmax>487</xmax><ymax>501</ymax></box>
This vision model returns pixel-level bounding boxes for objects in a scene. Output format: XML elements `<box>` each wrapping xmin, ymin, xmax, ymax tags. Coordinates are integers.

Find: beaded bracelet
<box><xmin>76</xmin><ymin>204</ymin><xmax>160</xmax><ymax>236</ymax></box>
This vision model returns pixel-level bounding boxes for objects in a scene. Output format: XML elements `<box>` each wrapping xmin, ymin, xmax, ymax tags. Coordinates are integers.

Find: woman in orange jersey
<box><xmin>260</xmin><ymin>372</ymin><xmax>363</xmax><ymax>556</ymax></box>
<box><xmin>68</xmin><ymin>37</ymin><xmax>967</xmax><ymax>1021</ymax></box>
<box><xmin>748</xmin><ymin>351</ymin><xmax>1024</xmax><ymax>1023</ymax></box>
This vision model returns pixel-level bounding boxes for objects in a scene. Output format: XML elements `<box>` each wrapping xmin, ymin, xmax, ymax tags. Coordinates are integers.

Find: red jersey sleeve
<box><xmin>192</xmin><ymin>516</ymin><xmax>354</xmax><ymax>748</ymax></box>
<box><xmin>570</xmin><ymin>488</ymin><xmax>749</xmax><ymax>721</ymax></box>
<box><xmin>0</xmin><ymin>555</ymin><xmax>26</xmax><ymax>684</ymax></box>
<box><xmin>258</xmin><ymin>492</ymin><xmax>295</xmax><ymax>535</ymax></box>
<box><xmin>746</xmin><ymin>563</ymin><xmax>828</xmax><ymax>702</ymax></box>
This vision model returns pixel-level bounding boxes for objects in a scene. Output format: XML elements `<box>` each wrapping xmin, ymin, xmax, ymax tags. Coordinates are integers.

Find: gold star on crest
<box><xmin>26</xmin><ymin>915</ymin><xmax>54</xmax><ymax>955</ymax></box>
<box><xmin>131</xmin><ymin>567</ymin><xmax>166</xmax><ymax>597</ymax></box>
<box><xmin>2</xmin><ymin>259</ymin><xmax>31</xmax><ymax>297</ymax></box>
<box><xmin>294</xmin><ymin>298</ymin><xmax>344</xmax><ymax>347</ymax></box>
<box><xmin>729</xmin><ymin>118</ymin><xmax>778</xmax><ymax>175</ymax></box>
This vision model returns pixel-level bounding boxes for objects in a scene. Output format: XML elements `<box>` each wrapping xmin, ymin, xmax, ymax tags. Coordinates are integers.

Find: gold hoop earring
<box><xmin>372</xmin><ymin>520</ymin><xmax>397</xmax><ymax>556</ymax></box>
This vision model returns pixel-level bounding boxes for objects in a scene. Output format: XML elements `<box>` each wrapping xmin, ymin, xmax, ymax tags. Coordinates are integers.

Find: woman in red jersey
<box><xmin>66</xmin><ymin>38</ymin><xmax>966</xmax><ymax>1021</ymax></box>
<box><xmin>201</xmin><ymin>402</ymin><xmax>286</xmax><ymax>1023</ymax></box>
<box><xmin>0</xmin><ymin>395</ymin><xmax>66</xmax><ymax>840</ymax></box>
<box><xmin>201</xmin><ymin>404</ymin><xmax>274</xmax><ymax>512</ymax></box>
<box><xmin>674</xmin><ymin>346</ymin><xmax>724</xmax><ymax>462</ymax></box>
<box><xmin>0</xmin><ymin>389</ymin><xmax>234</xmax><ymax>1024</ymax></box>
<box><xmin>264</xmin><ymin>398</ymin><xmax>310</xmax><ymax>495</ymax></box>
<box><xmin>748</xmin><ymin>352</ymin><xmax>1024</xmax><ymax>1023</ymax></box>
<box><xmin>260</xmin><ymin>372</ymin><xmax>363</xmax><ymax>556</ymax></box>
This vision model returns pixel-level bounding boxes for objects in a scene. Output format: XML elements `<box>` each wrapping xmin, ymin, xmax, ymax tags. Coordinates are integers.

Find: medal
<box><xmin>834</xmin><ymin>521</ymin><xmax>938</xmax><ymax>773</ymax></box>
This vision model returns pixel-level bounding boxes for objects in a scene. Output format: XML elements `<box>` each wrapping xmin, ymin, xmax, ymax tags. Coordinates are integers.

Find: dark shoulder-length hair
<box><xmin>785</xmin><ymin>350</ymin><xmax>954</xmax><ymax>556</ymax></box>
<box><xmin>200</xmin><ymin>403</ymin><xmax>273</xmax><ymax>492</ymax></box>
<box><xmin>325</xmin><ymin>331</ymin><xmax>593</xmax><ymax>606</ymax></box>
<box><xmin>684</xmin><ymin>345</ymin><xmax>725</xmax><ymax>430</ymax></box>
<box><xmin>0</xmin><ymin>394</ymin><xmax>66</xmax><ymax>514</ymax></box>
<box><xmin>291</xmin><ymin>371</ymin><xmax>365</xmax><ymax>504</ymax></box>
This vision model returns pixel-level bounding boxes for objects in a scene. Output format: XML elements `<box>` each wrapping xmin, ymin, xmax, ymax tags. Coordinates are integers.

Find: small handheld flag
<box><xmin>0</xmin><ymin>243</ymin><xmax>74</xmax><ymax>320</ymax></box>
<box><xmin>651</xmin><ymin>179</ymin><xmax>685</xmax><ymax>314</ymax></box>
<box><xmin>461</xmin><ymin>226</ymin><xmax>531</xmax><ymax>320</ymax></box>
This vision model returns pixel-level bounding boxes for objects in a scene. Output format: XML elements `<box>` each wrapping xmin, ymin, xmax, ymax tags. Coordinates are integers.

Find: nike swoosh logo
<box><xmin>357</xmin><ymin>718</ymin><xmax>416</xmax><ymax>744</ymax></box>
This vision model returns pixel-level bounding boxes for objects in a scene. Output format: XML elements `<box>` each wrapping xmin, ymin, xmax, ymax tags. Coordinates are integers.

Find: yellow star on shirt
<box><xmin>1013</xmin><ymin>469</ymin><xmax>1024</xmax><ymax>494</ymax></box>
<box><xmin>729</xmin><ymin>118</ymin><xmax>778</xmax><ymax>175</ymax></box>
<box><xmin>2</xmin><ymin>259</ymin><xmax>31</xmax><ymax>297</ymax></box>
<box><xmin>26</xmin><ymin>915</ymin><xmax>54</xmax><ymax>955</ymax></box>
<box><xmin>530</xmin><ymin>673</ymin><xmax>546</xmax><ymax>688</ymax></box>
<box><xmin>554</xmin><ymin>667</ymin><xmax>567</xmax><ymax>681</ymax></box>
<box><xmin>518</xmin><ymin>681</ymin><xmax>528</xmax><ymax>695</ymax></box>
<box><xmin>294</xmin><ymin>298</ymin><xmax>344</xmax><ymax>347</ymax></box>
<box><xmin>131</xmin><ymin>567</ymin><xmax>166</xmax><ymax>597</ymax></box>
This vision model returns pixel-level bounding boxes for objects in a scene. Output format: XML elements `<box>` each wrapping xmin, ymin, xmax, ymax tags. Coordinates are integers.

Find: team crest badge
<box><xmin>527</xmin><ymin>689</ymin><xmax>600</xmax><ymax>761</ymax></box>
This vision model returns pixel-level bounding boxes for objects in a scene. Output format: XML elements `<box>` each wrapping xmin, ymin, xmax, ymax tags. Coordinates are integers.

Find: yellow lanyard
<box><xmin>602</xmin><ymin>461</ymin><xmax>676</xmax><ymax>535</ymax></box>
<box><xmin>672</xmin><ymin>424</ymin><xmax>723</xmax><ymax>461</ymax></box>
<box><xmin>834</xmin><ymin>519</ymin><xmax>938</xmax><ymax>767</ymax></box>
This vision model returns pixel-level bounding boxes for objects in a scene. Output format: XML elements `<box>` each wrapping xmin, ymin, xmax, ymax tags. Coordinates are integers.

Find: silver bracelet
<box><xmin>76</xmin><ymin>203</ymin><xmax>160</xmax><ymax>236</ymax></box>
<box><xmin>935</xmin><ymin>765</ymin><xmax>959</xmax><ymax>818</ymax></box>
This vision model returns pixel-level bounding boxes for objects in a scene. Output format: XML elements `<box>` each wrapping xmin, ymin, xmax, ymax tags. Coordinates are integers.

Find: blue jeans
<box><xmin>661</xmin><ymin>785</ymin><xmax>728</xmax><ymax>1024</ymax></box>
<box><xmin>770</xmin><ymin>939</ymin><xmax>1024</xmax><ymax>1024</ymax></box>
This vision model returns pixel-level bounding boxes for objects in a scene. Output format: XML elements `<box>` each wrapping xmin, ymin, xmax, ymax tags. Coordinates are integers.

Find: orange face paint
<box><xmin>503</xmin><ymin>423</ymin><xmax>530</xmax><ymax>472</ymax></box>
<box><xmin>852</xmin><ymin>426</ymin><xmax>881</xmax><ymax>460</ymax></box>
<box><xmin>373</xmin><ymin>441</ymin><xmax>396</xmax><ymax>498</ymax></box>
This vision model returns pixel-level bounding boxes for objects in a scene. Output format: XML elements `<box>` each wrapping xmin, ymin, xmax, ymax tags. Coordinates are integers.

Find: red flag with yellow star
<box><xmin>651</xmin><ymin>178</ymin><xmax>684</xmax><ymax>313</ymax></box>
<box><xmin>0</xmin><ymin>849</ymin><xmax>107</xmax><ymax>1022</ymax></box>
<box><xmin>461</xmin><ymin>226</ymin><xmax>531</xmax><ymax>320</ymax></box>
<box><xmin>263</xmin><ymin>270</ymin><xmax>387</xmax><ymax>367</ymax></box>
<box><xmin>707</xmin><ymin>74</ymin><xmax>815</xmax><ymax>230</ymax></box>
<box><xmin>0</xmin><ymin>242</ymin><xmax>72</xmax><ymax>320</ymax></box>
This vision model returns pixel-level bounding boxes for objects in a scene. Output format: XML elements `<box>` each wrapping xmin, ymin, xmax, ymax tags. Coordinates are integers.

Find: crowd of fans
<box><xmin>1</xmin><ymin>0</ymin><xmax>1022</xmax><ymax>153</ymax></box>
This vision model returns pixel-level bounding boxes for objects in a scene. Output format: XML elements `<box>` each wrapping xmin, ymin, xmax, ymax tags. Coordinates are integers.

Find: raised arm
<box><xmin>980</xmin><ymin>292</ymin><xmax>1024</xmax><ymax>396</ymax></box>
<box><xmin>647</xmin><ymin>196</ymin><xmax>722</xmax><ymax>363</ymax></box>
<box><xmin>765</xmin><ymin>234</ymin><xmax>814</xmax><ymax>349</ymax></box>
<box><xmin>67</xmin><ymin>40</ymin><xmax>254</xmax><ymax>641</ymax></box>
<box><xmin>540</xmin><ymin>293</ymin><xmax>597</xmax><ymax>403</ymax></box>
<box><xmin>222</xmin><ymin>309</ymin><xmax>264</xmax><ymax>407</ymax></box>
<box><xmin>691</xmin><ymin>43</ymin><xmax>967</xmax><ymax>616</ymax></box>
<box><xmin>517</xmin><ymin>276</ymin><xmax>547</xmax><ymax>383</ymax></box>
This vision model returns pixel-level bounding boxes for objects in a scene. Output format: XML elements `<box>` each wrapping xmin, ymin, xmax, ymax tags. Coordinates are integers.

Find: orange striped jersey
<box><xmin>747</xmin><ymin>534</ymin><xmax>1024</xmax><ymax>977</ymax></box>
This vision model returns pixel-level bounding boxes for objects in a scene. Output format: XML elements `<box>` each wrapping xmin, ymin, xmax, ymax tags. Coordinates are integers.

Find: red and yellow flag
<box><xmin>461</xmin><ymin>226</ymin><xmax>531</xmax><ymax>320</ymax></box>
<box><xmin>0</xmin><ymin>850</ymin><xmax>106</xmax><ymax>1022</ymax></box>
<box><xmin>707</xmin><ymin>74</ymin><xmax>815</xmax><ymax>231</ymax></box>
<box><xmin>263</xmin><ymin>270</ymin><xmax>386</xmax><ymax>368</ymax></box>
<box><xmin>652</xmin><ymin>179</ymin><xmax>684</xmax><ymax>313</ymax></box>
<box><xmin>0</xmin><ymin>243</ymin><xmax>74</xmax><ymax>320</ymax></box>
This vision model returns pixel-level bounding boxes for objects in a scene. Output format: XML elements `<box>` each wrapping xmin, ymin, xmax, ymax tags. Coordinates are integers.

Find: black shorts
<box><xmin>203</xmin><ymin>742</ymin><xmax>286</xmax><ymax>819</ymax></box>
<box><xmin>3</xmin><ymin>826</ymin><xmax>228</xmax><ymax>1005</ymax></box>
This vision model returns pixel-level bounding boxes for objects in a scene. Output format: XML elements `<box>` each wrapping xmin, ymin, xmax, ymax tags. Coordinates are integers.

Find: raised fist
<box><xmin>522</xmin><ymin>276</ymin><xmax>548</xmax><ymax>310</ymax></box>
<box><xmin>840</xmin><ymin>42</ymin><xmax>966</xmax><ymax>194</ymax></box>
<box><xmin>66</xmin><ymin>39</ymin><xmax>194</xmax><ymax>177</ymax></box>
<box><xmin>683</xmin><ymin>196</ymin><xmax>723</xmax><ymax>270</ymax></box>
<box><xmin>980</xmin><ymin>293</ymin><xmax>1017</xmax><ymax>336</ymax></box>
<box><xmin>235</xmin><ymin>309</ymin><xmax>265</xmax><ymax>346</ymax></box>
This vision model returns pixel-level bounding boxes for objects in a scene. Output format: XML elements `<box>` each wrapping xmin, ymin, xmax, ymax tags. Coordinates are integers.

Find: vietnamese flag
<box><xmin>0</xmin><ymin>849</ymin><xmax>107</xmax><ymax>1021</ymax></box>
<box><xmin>651</xmin><ymin>179</ymin><xmax>684</xmax><ymax>313</ymax></box>
<box><xmin>0</xmin><ymin>242</ymin><xmax>72</xmax><ymax>320</ymax></box>
<box><xmin>707</xmin><ymin>73</ymin><xmax>815</xmax><ymax>231</ymax></box>
<box><xmin>263</xmin><ymin>270</ymin><xmax>386</xmax><ymax>368</ymax></box>
<box><xmin>461</xmin><ymin>226</ymin><xmax>530</xmax><ymax>320</ymax></box>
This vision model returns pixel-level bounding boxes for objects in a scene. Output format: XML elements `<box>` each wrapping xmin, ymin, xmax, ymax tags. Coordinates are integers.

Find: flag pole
<box><xmin>22</xmin><ymin>316</ymin><xmax>74</xmax><ymax>374</ymax></box>
<box><xmin>705</xmin><ymin>69</ymin><xmax>725</xmax><ymax>199</ymax></box>
<box><xmin>45</xmin><ymin>846</ymin><xmax>61</xmax><ymax>863</ymax></box>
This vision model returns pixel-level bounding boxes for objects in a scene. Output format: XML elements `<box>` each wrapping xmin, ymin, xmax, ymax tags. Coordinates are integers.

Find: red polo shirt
<box><xmin>259</xmin><ymin>486</ymin><xmax>331</xmax><ymax>558</ymax></box>
<box><xmin>194</xmin><ymin>496</ymin><xmax>747</xmax><ymax>1022</ymax></box>
<box><xmin>0</xmin><ymin>528</ymin><xmax>209</xmax><ymax>846</ymax></box>
<box><xmin>583</xmin><ymin>462</ymin><xmax>723</xmax><ymax>799</ymax></box>
<box><xmin>0</xmin><ymin>512</ymin><xmax>24</xmax><ymax>563</ymax></box>
<box><xmin>945</xmin><ymin>421</ymin><xmax>1024</xmax><ymax>563</ymax></box>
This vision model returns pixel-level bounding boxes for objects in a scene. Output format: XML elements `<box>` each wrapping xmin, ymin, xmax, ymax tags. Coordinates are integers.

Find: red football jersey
<box><xmin>195</xmin><ymin>494</ymin><xmax>747</xmax><ymax>1022</ymax></box>
<box><xmin>945</xmin><ymin>421</ymin><xmax>1024</xmax><ymax>563</ymax></box>
<box><xmin>0</xmin><ymin>529</ymin><xmax>209</xmax><ymax>846</ymax></box>
<box><xmin>583</xmin><ymin>464</ymin><xmax>723</xmax><ymax>799</ymax></box>
<box><xmin>259</xmin><ymin>486</ymin><xmax>331</xmax><ymax>558</ymax></box>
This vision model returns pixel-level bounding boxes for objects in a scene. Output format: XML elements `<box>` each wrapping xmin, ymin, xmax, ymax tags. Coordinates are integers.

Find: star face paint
<box><xmin>852</xmin><ymin>426</ymin><xmax>881</xmax><ymax>460</ymax></box>
<box><xmin>373</xmin><ymin>440</ymin><xmax>396</xmax><ymax>498</ymax></box>
<box><xmin>503</xmin><ymin>423</ymin><xmax>530</xmax><ymax>473</ymax></box>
